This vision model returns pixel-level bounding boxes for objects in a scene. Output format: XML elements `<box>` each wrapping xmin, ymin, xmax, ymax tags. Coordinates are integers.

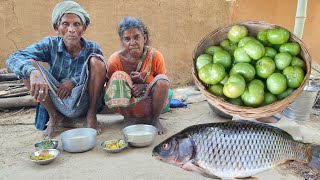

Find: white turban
<box><xmin>51</xmin><ymin>1</ymin><xmax>90</xmax><ymax>30</ymax></box>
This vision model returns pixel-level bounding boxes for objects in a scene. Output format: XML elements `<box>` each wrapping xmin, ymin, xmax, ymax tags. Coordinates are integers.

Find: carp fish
<box><xmin>152</xmin><ymin>121</ymin><xmax>320</xmax><ymax>179</ymax></box>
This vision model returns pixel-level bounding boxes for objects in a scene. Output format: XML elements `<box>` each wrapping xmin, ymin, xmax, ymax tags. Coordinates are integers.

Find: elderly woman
<box><xmin>6</xmin><ymin>1</ymin><xmax>107</xmax><ymax>138</ymax></box>
<box><xmin>105</xmin><ymin>17</ymin><xmax>169</xmax><ymax>134</ymax></box>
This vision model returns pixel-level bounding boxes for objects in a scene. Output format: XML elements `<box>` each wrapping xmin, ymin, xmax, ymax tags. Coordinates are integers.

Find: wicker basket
<box><xmin>192</xmin><ymin>21</ymin><xmax>312</xmax><ymax>118</ymax></box>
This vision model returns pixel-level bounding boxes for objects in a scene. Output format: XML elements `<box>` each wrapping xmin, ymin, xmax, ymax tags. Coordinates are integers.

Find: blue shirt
<box><xmin>6</xmin><ymin>36</ymin><xmax>104</xmax><ymax>85</ymax></box>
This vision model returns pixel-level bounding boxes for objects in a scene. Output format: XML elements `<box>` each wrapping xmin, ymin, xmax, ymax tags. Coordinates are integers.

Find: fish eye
<box><xmin>162</xmin><ymin>143</ymin><xmax>170</xmax><ymax>150</ymax></box>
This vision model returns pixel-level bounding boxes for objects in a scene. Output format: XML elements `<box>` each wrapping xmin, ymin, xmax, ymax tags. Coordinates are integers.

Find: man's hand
<box><xmin>130</xmin><ymin>71</ymin><xmax>143</xmax><ymax>84</ymax></box>
<box><xmin>132</xmin><ymin>83</ymin><xmax>147</xmax><ymax>97</ymax></box>
<box><xmin>29</xmin><ymin>70</ymin><xmax>48</xmax><ymax>102</ymax></box>
<box><xmin>57</xmin><ymin>80</ymin><xmax>75</xmax><ymax>99</ymax></box>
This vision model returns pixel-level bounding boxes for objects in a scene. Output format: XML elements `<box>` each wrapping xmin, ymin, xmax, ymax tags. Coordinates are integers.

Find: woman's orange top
<box><xmin>107</xmin><ymin>47</ymin><xmax>167</xmax><ymax>84</ymax></box>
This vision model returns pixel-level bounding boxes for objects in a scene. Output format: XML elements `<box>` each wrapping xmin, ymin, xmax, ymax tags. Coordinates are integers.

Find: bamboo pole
<box><xmin>293</xmin><ymin>0</ymin><xmax>308</xmax><ymax>39</ymax></box>
<box><xmin>0</xmin><ymin>95</ymin><xmax>37</xmax><ymax>108</ymax></box>
<box><xmin>0</xmin><ymin>87</ymin><xmax>29</xmax><ymax>97</ymax></box>
<box><xmin>0</xmin><ymin>73</ymin><xmax>19</xmax><ymax>81</ymax></box>
<box><xmin>0</xmin><ymin>92</ymin><xmax>29</xmax><ymax>98</ymax></box>
<box><xmin>0</xmin><ymin>79</ymin><xmax>23</xmax><ymax>85</ymax></box>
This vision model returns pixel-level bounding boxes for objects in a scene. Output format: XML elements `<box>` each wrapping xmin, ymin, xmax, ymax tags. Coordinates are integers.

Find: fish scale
<box><xmin>188</xmin><ymin>122</ymin><xmax>310</xmax><ymax>178</ymax></box>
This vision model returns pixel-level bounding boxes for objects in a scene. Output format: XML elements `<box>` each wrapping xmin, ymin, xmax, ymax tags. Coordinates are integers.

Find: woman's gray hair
<box><xmin>118</xmin><ymin>16</ymin><xmax>150</xmax><ymax>45</ymax></box>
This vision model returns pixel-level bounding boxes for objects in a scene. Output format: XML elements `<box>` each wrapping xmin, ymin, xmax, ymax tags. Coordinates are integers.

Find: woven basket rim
<box><xmin>192</xmin><ymin>20</ymin><xmax>312</xmax><ymax>118</ymax></box>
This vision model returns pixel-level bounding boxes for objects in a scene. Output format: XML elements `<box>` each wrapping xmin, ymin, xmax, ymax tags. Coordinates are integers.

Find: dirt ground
<box><xmin>0</xmin><ymin>88</ymin><xmax>320</xmax><ymax>180</ymax></box>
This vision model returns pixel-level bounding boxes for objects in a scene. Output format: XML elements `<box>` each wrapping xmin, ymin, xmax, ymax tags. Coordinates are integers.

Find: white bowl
<box><xmin>122</xmin><ymin>124</ymin><xmax>157</xmax><ymax>147</ymax></box>
<box><xmin>61</xmin><ymin>128</ymin><xmax>97</xmax><ymax>153</ymax></box>
<box><xmin>29</xmin><ymin>149</ymin><xmax>59</xmax><ymax>165</ymax></box>
<box><xmin>101</xmin><ymin>139</ymin><xmax>128</xmax><ymax>153</ymax></box>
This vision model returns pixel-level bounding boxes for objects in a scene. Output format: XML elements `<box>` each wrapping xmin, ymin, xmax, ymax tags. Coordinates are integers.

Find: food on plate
<box><xmin>106</xmin><ymin>139</ymin><xmax>126</xmax><ymax>149</ymax></box>
<box><xmin>30</xmin><ymin>152</ymin><xmax>54</xmax><ymax>161</ymax></box>
<box><xmin>38</xmin><ymin>139</ymin><xmax>54</xmax><ymax>149</ymax></box>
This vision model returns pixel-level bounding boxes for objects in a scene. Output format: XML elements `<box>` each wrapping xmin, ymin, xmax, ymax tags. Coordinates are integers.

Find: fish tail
<box><xmin>308</xmin><ymin>145</ymin><xmax>320</xmax><ymax>170</ymax></box>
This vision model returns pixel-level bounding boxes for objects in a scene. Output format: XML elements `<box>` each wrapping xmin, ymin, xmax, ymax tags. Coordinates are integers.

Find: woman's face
<box><xmin>121</xmin><ymin>28</ymin><xmax>146</xmax><ymax>59</ymax></box>
<box><xmin>56</xmin><ymin>13</ymin><xmax>86</xmax><ymax>47</ymax></box>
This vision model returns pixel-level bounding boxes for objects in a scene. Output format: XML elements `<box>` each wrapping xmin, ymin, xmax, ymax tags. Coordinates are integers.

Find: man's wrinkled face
<box><xmin>56</xmin><ymin>13</ymin><xmax>86</xmax><ymax>46</ymax></box>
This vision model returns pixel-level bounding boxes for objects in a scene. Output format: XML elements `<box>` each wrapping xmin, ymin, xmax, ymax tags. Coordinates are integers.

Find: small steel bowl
<box><xmin>29</xmin><ymin>149</ymin><xmax>60</xmax><ymax>165</ymax></box>
<box><xmin>101</xmin><ymin>139</ymin><xmax>128</xmax><ymax>153</ymax></box>
<box><xmin>61</xmin><ymin>128</ymin><xmax>97</xmax><ymax>153</ymax></box>
<box><xmin>122</xmin><ymin>124</ymin><xmax>157</xmax><ymax>147</ymax></box>
<box><xmin>34</xmin><ymin>139</ymin><xmax>59</xmax><ymax>151</ymax></box>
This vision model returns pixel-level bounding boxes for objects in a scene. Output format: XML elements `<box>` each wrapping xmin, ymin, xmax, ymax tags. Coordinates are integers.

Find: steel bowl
<box><xmin>29</xmin><ymin>149</ymin><xmax>60</xmax><ymax>165</ymax></box>
<box><xmin>34</xmin><ymin>139</ymin><xmax>59</xmax><ymax>151</ymax></box>
<box><xmin>122</xmin><ymin>124</ymin><xmax>157</xmax><ymax>147</ymax></box>
<box><xmin>101</xmin><ymin>139</ymin><xmax>128</xmax><ymax>153</ymax></box>
<box><xmin>61</xmin><ymin>128</ymin><xmax>97</xmax><ymax>153</ymax></box>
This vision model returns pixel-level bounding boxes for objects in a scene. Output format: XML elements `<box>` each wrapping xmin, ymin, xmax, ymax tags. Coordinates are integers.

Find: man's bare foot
<box><xmin>42</xmin><ymin>114</ymin><xmax>64</xmax><ymax>139</ymax></box>
<box><xmin>86</xmin><ymin>113</ymin><xmax>102</xmax><ymax>135</ymax></box>
<box><xmin>152</xmin><ymin>118</ymin><xmax>167</xmax><ymax>135</ymax></box>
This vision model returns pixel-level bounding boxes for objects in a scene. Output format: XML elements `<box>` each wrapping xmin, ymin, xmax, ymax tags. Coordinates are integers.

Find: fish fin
<box><xmin>308</xmin><ymin>145</ymin><xmax>320</xmax><ymax>170</ymax></box>
<box><xmin>181</xmin><ymin>160</ymin><xmax>219</xmax><ymax>179</ymax></box>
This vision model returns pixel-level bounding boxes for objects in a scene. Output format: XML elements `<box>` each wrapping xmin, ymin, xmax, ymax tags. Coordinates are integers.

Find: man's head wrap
<box><xmin>51</xmin><ymin>1</ymin><xmax>90</xmax><ymax>30</ymax></box>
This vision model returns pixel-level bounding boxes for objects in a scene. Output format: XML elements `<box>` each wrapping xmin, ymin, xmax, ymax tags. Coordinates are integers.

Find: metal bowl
<box><xmin>34</xmin><ymin>139</ymin><xmax>59</xmax><ymax>151</ymax></box>
<box><xmin>61</xmin><ymin>128</ymin><xmax>97</xmax><ymax>153</ymax></box>
<box><xmin>101</xmin><ymin>139</ymin><xmax>128</xmax><ymax>153</ymax></box>
<box><xmin>122</xmin><ymin>124</ymin><xmax>157</xmax><ymax>147</ymax></box>
<box><xmin>29</xmin><ymin>149</ymin><xmax>60</xmax><ymax>165</ymax></box>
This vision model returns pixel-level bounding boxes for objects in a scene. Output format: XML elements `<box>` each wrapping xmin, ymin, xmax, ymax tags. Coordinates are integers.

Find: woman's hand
<box><xmin>30</xmin><ymin>70</ymin><xmax>49</xmax><ymax>102</ymax></box>
<box><xmin>132</xmin><ymin>83</ymin><xmax>147</xmax><ymax>97</ymax></box>
<box><xmin>57</xmin><ymin>80</ymin><xmax>75</xmax><ymax>99</ymax></box>
<box><xmin>130</xmin><ymin>71</ymin><xmax>144</xmax><ymax>84</ymax></box>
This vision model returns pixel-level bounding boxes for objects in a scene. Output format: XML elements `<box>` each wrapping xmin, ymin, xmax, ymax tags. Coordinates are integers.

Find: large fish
<box><xmin>152</xmin><ymin>121</ymin><xmax>320</xmax><ymax>179</ymax></box>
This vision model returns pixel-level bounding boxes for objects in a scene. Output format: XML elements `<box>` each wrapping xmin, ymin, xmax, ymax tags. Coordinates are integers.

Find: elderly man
<box><xmin>6</xmin><ymin>1</ymin><xmax>107</xmax><ymax>138</ymax></box>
